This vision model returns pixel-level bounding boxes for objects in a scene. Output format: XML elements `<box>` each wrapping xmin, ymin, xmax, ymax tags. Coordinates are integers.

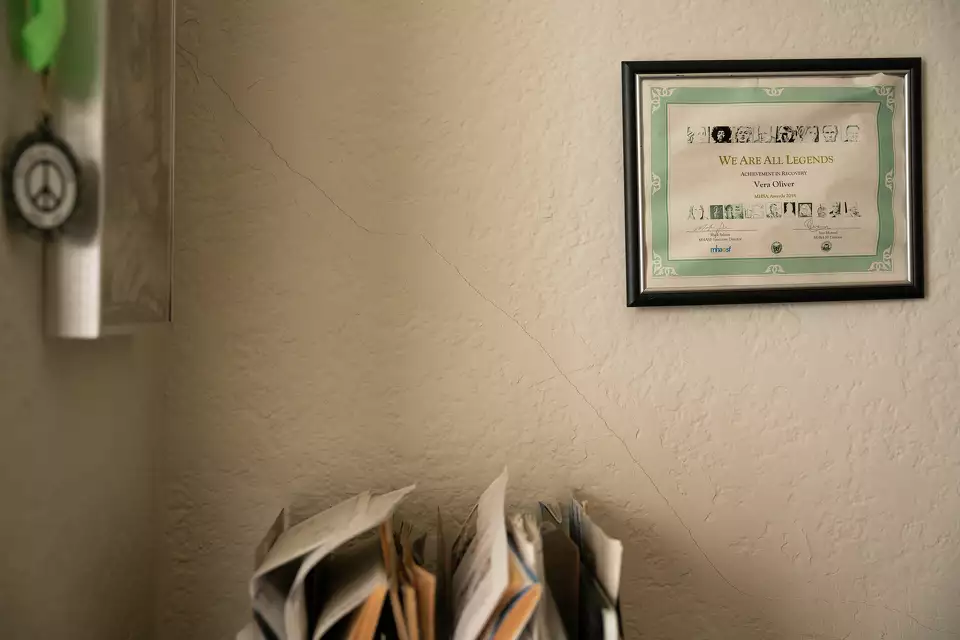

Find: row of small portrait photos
<box><xmin>688</xmin><ymin>202</ymin><xmax>861</xmax><ymax>219</ymax></box>
<box><xmin>688</xmin><ymin>125</ymin><xmax>861</xmax><ymax>144</ymax></box>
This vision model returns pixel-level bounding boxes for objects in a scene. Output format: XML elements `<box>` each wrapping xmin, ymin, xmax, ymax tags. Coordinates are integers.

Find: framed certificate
<box><xmin>621</xmin><ymin>58</ymin><xmax>923</xmax><ymax>307</ymax></box>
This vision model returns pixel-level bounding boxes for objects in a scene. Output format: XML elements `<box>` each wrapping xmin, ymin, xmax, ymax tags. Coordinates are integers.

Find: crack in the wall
<box><xmin>175</xmin><ymin>48</ymin><xmax>200</xmax><ymax>85</ymax></box>
<box><xmin>418</xmin><ymin>237</ymin><xmax>764</xmax><ymax>594</ymax></box>
<box><xmin>174</xmin><ymin>41</ymin><xmax>960</xmax><ymax>638</ymax></box>
<box><xmin>177</xmin><ymin>44</ymin><xmax>404</xmax><ymax>239</ymax></box>
<box><xmin>417</xmin><ymin>240</ymin><xmax>960</xmax><ymax>638</ymax></box>
<box><xmin>529</xmin><ymin>363</ymin><xmax>600</xmax><ymax>388</ymax></box>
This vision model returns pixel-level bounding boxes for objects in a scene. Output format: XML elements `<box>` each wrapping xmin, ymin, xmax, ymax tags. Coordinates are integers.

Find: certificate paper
<box><xmin>637</xmin><ymin>74</ymin><xmax>910</xmax><ymax>291</ymax></box>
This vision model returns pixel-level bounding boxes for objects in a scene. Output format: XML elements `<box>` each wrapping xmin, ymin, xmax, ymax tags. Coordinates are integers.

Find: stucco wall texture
<box><xmin>161</xmin><ymin>1</ymin><xmax>960</xmax><ymax>639</ymax></box>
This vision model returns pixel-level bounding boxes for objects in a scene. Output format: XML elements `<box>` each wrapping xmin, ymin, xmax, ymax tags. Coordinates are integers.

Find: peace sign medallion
<box><xmin>5</xmin><ymin>129</ymin><xmax>79</xmax><ymax>231</ymax></box>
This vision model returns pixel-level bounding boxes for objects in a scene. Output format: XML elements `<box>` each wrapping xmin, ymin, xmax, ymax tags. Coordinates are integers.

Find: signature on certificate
<box><xmin>693</xmin><ymin>221</ymin><xmax>728</xmax><ymax>232</ymax></box>
<box><xmin>803</xmin><ymin>219</ymin><xmax>833</xmax><ymax>232</ymax></box>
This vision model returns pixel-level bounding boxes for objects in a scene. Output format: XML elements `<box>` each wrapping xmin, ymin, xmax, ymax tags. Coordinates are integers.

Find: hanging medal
<box><xmin>3</xmin><ymin>0</ymin><xmax>79</xmax><ymax>232</ymax></box>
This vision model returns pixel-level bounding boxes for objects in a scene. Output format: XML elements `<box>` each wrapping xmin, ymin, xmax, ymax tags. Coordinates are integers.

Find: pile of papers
<box><xmin>237</xmin><ymin>470</ymin><xmax>623</xmax><ymax>640</ymax></box>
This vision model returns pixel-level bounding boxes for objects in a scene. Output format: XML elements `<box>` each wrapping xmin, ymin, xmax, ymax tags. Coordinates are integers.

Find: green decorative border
<box><xmin>650</xmin><ymin>86</ymin><xmax>896</xmax><ymax>277</ymax></box>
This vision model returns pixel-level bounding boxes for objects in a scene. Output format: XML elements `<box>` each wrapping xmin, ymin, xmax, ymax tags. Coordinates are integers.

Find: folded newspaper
<box><xmin>237</xmin><ymin>471</ymin><xmax>623</xmax><ymax>640</ymax></box>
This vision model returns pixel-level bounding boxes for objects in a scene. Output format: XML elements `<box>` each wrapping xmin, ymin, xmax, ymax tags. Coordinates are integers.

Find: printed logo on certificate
<box><xmin>622</xmin><ymin>59</ymin><xmax>923</xmax><ymax>307</ymax></box>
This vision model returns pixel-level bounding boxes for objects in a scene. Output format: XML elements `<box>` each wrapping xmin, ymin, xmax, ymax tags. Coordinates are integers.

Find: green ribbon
<box><xmin>15</xmin><ymin>0</ymin><xmax>66</xmax><ymax>72</ymax></box>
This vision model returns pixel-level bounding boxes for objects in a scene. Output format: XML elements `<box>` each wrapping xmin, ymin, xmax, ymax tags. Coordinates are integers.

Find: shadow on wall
<box><xmin>163</xmin><ymin>3</ymin><xmax>466</xmax><ymax>638</ymax></box>
<box><xmin>579</xmin><ymin>493</ymin><xmax>960</xmax><ymax>639</ymax></box>
<box><xmin>579</xmin><ymin>493</ymin><xmax>780</xmax><ymax>639</ymax></box>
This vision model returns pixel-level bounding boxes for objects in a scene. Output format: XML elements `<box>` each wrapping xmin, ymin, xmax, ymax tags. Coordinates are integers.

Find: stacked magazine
<box><xmin>237</xmin><ymin>470</ymin><xmax>623</xmax><ymax>640</ymax></box>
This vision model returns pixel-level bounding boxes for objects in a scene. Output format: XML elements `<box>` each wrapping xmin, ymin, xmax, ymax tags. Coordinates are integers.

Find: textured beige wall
<box><xmin>0</xmin><ymin>235</ymin><xmax>162</xmax><ymax>639</ymax></box>
<box><xmin>162</xmin><ymin>1</ymin><xmax>960</xmax><ymax>638</ymax></box>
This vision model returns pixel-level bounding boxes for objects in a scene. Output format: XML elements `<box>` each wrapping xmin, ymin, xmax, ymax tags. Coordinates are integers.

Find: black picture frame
<box><xmin>622</xmin><ymin>58</ymin><xmax>924</xmax><ymax>307</ymax></box>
